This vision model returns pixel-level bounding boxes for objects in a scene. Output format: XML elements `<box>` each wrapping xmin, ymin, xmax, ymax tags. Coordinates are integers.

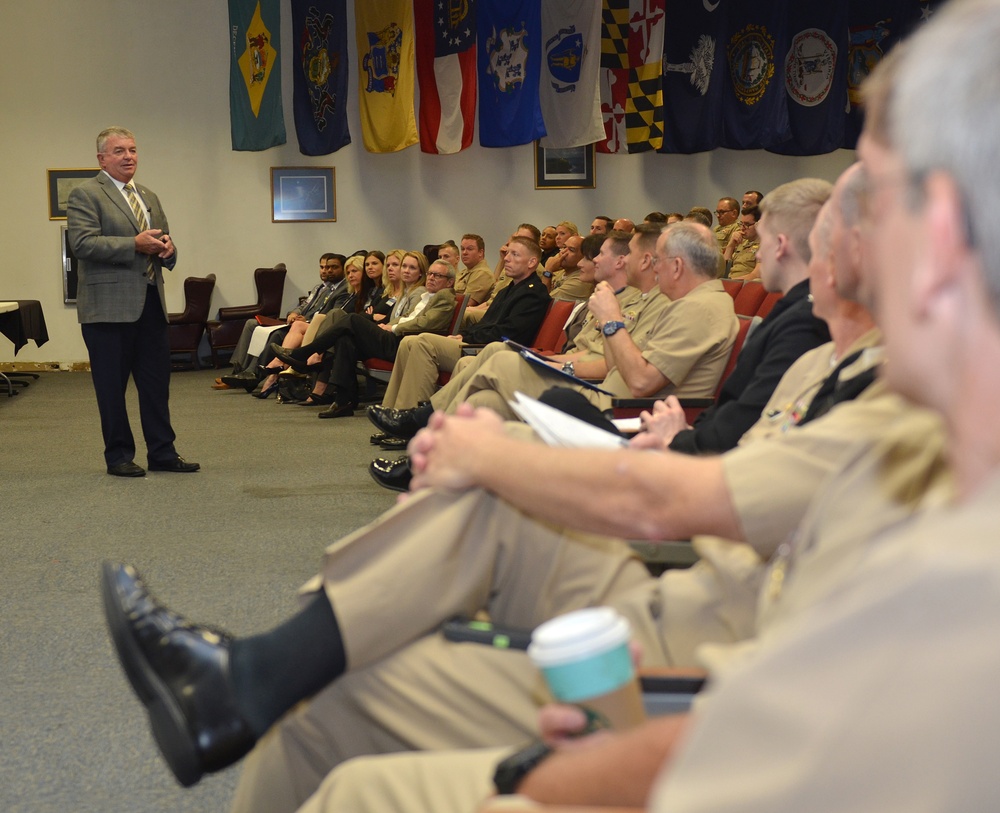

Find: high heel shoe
<box><xmin>252</xmin><ymin>380</ymin><xmax>279</xmax><ymax>399</ymax></box>
<box><xmin>271</xmin><ymin>345</ymin><xmax>324</xmax><ymax>373</ymax></box>
<box><xmin>297</xmin><ymin>391</ymin><xmax>336</xmax><ymax>406</ymax></box>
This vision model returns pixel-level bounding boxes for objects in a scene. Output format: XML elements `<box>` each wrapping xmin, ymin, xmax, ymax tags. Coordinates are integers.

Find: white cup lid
<box><xmin>527</xmin><ymin>607</ymin><xmax>631</xmax><ymax>668</ymax></box>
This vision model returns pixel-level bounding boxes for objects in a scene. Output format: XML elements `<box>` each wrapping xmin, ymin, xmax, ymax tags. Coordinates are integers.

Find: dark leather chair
<box><xmin>167</xmin><ymin>274</ymin><xmax>216</xmax><ymax>369</ymax></box>
<box><xmin>206</xmin><ymin>266</ymin><xmax>287</xmax><ymax>368</ymax></box>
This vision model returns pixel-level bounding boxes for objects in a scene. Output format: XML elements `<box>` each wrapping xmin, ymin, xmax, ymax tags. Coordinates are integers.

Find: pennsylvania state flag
<box><xmin>291</xmin><ymin>0</ymin><xmax>351</xmax><ymax>156</ymax></box>
<box><xmin>478</xmin><ymin>0</ymin><xmax>546</xmax><ymax>148</ymax></box>
<box><xmin>355</xmin><ymin>0</ymin><xmax>419</xmax><ymax>153</ymax></box>
<box><xmin>229</xmin><ymin>0</ymin><xmax>286</xmax><ymax>151</ymax></box>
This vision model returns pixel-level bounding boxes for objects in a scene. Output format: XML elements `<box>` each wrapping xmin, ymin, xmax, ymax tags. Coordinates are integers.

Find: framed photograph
<box><xmin>61</xmin><ymin>226</ymin><xmax>78</xmax><ymax>304</ymax></box>
<box><xmin>48</xmin><ymin>168</ymin><xmax>99</xmax><ymax>220</ymax></box>
<box><xmin>534</xmin><ymin>143</ymin><xmax>596</xmax><ymax>190</ymax></box>
<box><xmin>271</xmin><ymin>166</ymin><xmax>336</xmax><ymax>222</ymax></box>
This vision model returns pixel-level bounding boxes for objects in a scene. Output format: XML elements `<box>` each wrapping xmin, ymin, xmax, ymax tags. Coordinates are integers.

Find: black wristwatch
<box><xmin>493</xmin><ymin>740</ymin><xmax>554</xmax><ymax>795</ymax></box>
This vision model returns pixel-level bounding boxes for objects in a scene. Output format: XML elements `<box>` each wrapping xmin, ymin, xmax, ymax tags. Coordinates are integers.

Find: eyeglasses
<box><xmin>715</xmin><ymin>209</ymin><xmax>735</xmax><ymax>216</ymax></box>
<box><xmin>427</xmin><ymin>272</ymin><xmax>450</xmax><ymax>280</ymax></box>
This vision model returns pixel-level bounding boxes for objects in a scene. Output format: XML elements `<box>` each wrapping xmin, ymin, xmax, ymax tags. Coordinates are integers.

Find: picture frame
<box><xmin>61</xmin><ymin>226</ymin><xmax>78</xmax><ymax>304</ymax></box>
<box><xmin>48</xmin><ymin>168</ymin><xmax>99</xmax><ymax>220</ymax></box>
<box><xmin>534</xmin><ymin>143</ymin><xmax>596</xmax><ymax>190</ymax></box>
<box><xmin>270</xmin><ymin>166</ymin><xmax>337</xmax><ymax>222</ymax></box>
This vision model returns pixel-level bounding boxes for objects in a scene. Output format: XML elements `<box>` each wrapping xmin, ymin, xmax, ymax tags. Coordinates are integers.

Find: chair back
<box><xmin>531</xmin><ymin>299</ymin><xmax>577</xmax><ymax>353</ymax></box>
<box><xmin>168</xmin><ymin>274</ymin><xmax>216</xmax><ymax>367</ymax></box>
<box><xmin>721</xmin><ymin>278</ymin><xmax>743</xmax><ymax>299</ymax></box>
<box><xmin>755</xmin><ymin>290</ymin><xmax>783</xmax><ymax>319</ymax></box>
<box><xmin>732</xmin><ymin>280</ymin><xmax>768</xmax><ymax>316</ymax></box>
<box><xmin>255</xmin><ymin>266</ymin><xmax>287</xmax><ymax>318</ymax></box>
<box><xmin>448</xmin><ymin>294</ymin><xmax>468</xmax><ymax>334</ymax></box>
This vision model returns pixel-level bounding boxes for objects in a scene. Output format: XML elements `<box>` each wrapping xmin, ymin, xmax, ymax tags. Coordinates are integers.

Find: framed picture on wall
<box><xmin>48</xmin><ymin>168</ymin><xmax>99</xmax><ymax>220</ymax></box>
<box><xmin>534</xmin><ymin>143</ymin><xmax>596</xmax><ymax>190</ymax></box>
<box><xmin>271</xmin><ymin>167</ymin><xmax>336</xmax><ymax>222</ymax></box>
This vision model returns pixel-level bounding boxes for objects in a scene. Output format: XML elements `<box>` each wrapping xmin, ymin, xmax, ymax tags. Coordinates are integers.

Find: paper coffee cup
<box><xmin>528</xmin><ymin>607</ymin><xmax>646</xmax><ymax>730</ymax></box>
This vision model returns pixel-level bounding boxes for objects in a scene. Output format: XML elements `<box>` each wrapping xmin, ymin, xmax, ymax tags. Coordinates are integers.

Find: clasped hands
<box><xmin>135</xmin><ymin>229</ymin><xmax>174</xmax><ymax>259</ymax></box>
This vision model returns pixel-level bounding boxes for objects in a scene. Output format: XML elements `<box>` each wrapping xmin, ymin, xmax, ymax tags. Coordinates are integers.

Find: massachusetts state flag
<box><xmin>355</xmin><ymin>1</ymin><xmax>419</xmax><ymax>153</ymax></box>
<box><xmin>478</xmin><ymin>0</ymin><xmax>546</xmax><ymax>148</ymax></box>
<box><xmin>598</xmin><ymin>0</ymin><xmax>665</xmax><ymax>154</ymax></box>
<box><xmin>539</xmin><ymin>0</ymin><xmax>604</xmax><ymax>148</ymax></box>
<box><xmin>229</xmin><ymin>0</ymin><xmax>286</xmax><ymax>151</ymax></box>
<box><xmin>659</xmin><ymin>0</ymin><xmax>726</xmax><ymax>154</ymax></box>
<box><xmin>291</xmin><ymin>0</ymin><xmax>350</xmax><ymax>156</ymax></box>
<box><xmin>414</xmin><ymin>0</ymin><xmax>476</xmax><ymax>154</ymax></box>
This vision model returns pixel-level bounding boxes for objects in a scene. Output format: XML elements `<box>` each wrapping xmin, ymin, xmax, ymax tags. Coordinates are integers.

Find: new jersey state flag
<box><xmin>539</xmin><ymin>0</ymin><xmax>604</xmax><ymax>148</ymax></box>
<box><xmin>355</xmin><ymin>1</ymin><xmax>418</xmax><ymax>153</ymax></box>
<box><xmin>598</xmin><ymin>0</ymin><xmax>665</xmax><ymax>154</ymax></box>
<box><xmin>291</xmin><ymin>0</ymin><xmax>350</xmax><ymax>156</ymax></box>
<box><xmin>414</xmin><ymin>0</ymin><xmax>476</xmax><ymax>154</ymax></box>
<box><xmin>658</xmin><ymin>0</ymin><xmax>726</xmax><ymax>154</ymax></box>
<box><xmin>229</xmin><ymin>0</ymin><xmax>286</xmax><ymax>151</ymax></box>
<box><xmin>478</xmin><ymin>0</ymin><xmax>546</xmax><ymax>148</ymax></box>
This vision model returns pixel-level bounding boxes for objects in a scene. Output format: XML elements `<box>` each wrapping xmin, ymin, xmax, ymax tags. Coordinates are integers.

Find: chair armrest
<box><xmin>255</xmin><ymin>315</ymin><xmax>285</xmax><ymax>327</ymax></box>
<box><xmin>639</xmin><ymin>666</ymin><xmax>707</xmax><ymax>695</ymax></box>
<box><xmin>612</xmin><ymin>397</ymin><xmax>714</xmax><ymax>411</ymax></box>
<box><xmin>217</xmin><ymin>304</ymin><xmax>263</xmax><ymax>321</ymax></box>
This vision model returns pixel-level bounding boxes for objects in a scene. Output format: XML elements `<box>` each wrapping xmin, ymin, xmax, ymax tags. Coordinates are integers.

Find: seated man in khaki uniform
<box><xmin>712</xmin><ymin>196</ymin><xmax>740</xmax><ymax>255</ymax></box>
<box><xmin>546</xmin><ymin>234</ymin><xmax>594</xmax><ymax>302</ymax></box>
<box><xmin>453</xmin><ymin>233</ymin><xmax>493</xmax><ymax>306</ymax></box>
<box><xmin>723</xmin><ymin>204</ymin><xmax>761</xmax><ymax>279</ymax></box>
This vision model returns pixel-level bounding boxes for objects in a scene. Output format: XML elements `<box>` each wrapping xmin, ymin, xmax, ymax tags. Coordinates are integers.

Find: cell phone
<box><xmin>441</xmin><ymin>617</ymin><xmax>533</xmax><ymax>650</ymax></box>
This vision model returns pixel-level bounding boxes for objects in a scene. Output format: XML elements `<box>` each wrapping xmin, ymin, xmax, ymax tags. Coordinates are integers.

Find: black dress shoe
<box><xmin>148</xmin><ymin>457</ymin><xmax>201</xmax><ymax>473</ymax></box>
<box><xmin>108</xmin><ymin>461</ymin><xmax>146</xmax><ymax>477</ymax></box>
<box><xmin>317</xmin><ymin>402</ymin><xmax>355</xmax><ymax>419</ymax></box>
<box><xmin>366</xmin><ymin>402</ymin><xmax>434</xmax><ymax>440</ymax></box>
<box><xmin>220</xmin><ymin>370</ymin><xmax>260</xmax><ymax>392</ymax></box>
<box><xmin>100</xmin><ymin>562</ymin><xmax>255</xmax><ymax>787</ymax></box>
<box><xmin>379</xmin><ymin>436</ymin><xmax>408</xmax><ymax>451</ymax></box>
<box><xmin>369</xmin><ymin>455</ymin><xmax>412</xmax><ymax>492</ymax></box>
<box><xmin>370</xmin><ymin>431</ymin><xmax>389</xmax><ymax>445</ymax></box>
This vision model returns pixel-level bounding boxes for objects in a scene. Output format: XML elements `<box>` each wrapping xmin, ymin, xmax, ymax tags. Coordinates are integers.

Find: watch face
<box><xmin>602</xmin><ymin>320</ymin><xmax>625</xmax><ymax>336</ymax></box>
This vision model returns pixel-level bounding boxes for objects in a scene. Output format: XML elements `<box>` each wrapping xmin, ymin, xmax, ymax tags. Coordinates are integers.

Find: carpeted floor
<box><xmin>0</xmin><ymin>368</ymin><xmax>397</xmax><ymax>812</ymax></box>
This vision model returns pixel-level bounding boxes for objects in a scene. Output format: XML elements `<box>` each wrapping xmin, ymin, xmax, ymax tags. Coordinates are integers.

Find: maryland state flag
<box><xmin>291</xmin><ymin>0</ymin><xmax>350</xmax><ymax>156</ymax></box>
<box><xmin>478</xmin><ymin>0</ymin><xmax>546</xmax><ymax>148</ymax></box>
<box><xmin>229</xmin><ymin>0</ymin><xmax>286</xmax><ymax>151</ymax></box>
<box><xmin>843</xmin><ymin>0</ymin><xmax>930</xmax><ymax>148</ymax></box>
<box><xmin>658</xmin><ymin>0</ymin><xmax>726</xmax><ymax>154</ymax></box>
<box><xmin>721</xmin><ymin>0</ymin><xmax>792</xmax><ymax>150</ymax></box>
<box><xmin>414</xmin><ymin>0</ymin><xmax>477</xmax><ymax>154</ymax></box>
<box><xmin>768</xmin><ymin>1</ymin><xmax>848</xmax><ymax>157</ymax></box>
<box><xmin>355</xmin><ymin>0</ymin><xmax>419</xmax><ymax>153</ymax></box>
<box><xmin>598</xmin><ymin>0</ymin><xmax>665</xmax><ymax>154</ymax></box>
<box><xmin>539</xmin><ymin>0</ymin><xmax>604</xmax><ymax>149</ymax></box>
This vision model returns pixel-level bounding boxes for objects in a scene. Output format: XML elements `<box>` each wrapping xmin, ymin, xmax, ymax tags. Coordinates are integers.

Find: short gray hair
<box><xmin>429</xmin><ymin>259</ymin><xmax>456</xmax><ymax>279</ymax></box>
<box><xmin>758</xmin><ymin>178</ymin><xmax>833</xmax><ymax>263</ymax></box>
<box><xmin>96</xmin><ymin>126</ymin><xmax>135</xmax><ymax>153</ymax></box>
<box><xmin>663</xmin><ymin>221</ymin><xmax>719</xmax><ymax>280</ymax></box>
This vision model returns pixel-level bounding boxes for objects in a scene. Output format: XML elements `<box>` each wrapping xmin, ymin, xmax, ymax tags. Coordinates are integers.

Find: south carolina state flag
<box><xmin>291</xmin><ymin>0</ymin><xmax>350</xmax><ymax>156</ymax></box>
<box><xmin>355</xmin><ymin>1</ymin><xmax>419</xmax><ymax>153</ymax></box>
<box><xmin>229</xmin><ymin>0</ymin><xmax>286</xmax><ymax>151</ymax></box>
<box><xmin>478</xmin><ymin>0</ymin><xmax>546</xmax><ymax>148</ymax></box>
<box><xmin>414</xmin><ymin>0</ymin><xmax>476</xmax><ymax>154</ymax></box>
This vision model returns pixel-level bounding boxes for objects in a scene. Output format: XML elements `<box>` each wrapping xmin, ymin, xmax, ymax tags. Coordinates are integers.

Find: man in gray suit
<box><xmin>67</xmin><ymin>126</ymin><xmax>199</xmax><ymax>477</ymax></box>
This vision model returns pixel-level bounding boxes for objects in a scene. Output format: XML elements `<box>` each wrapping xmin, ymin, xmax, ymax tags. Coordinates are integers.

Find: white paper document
<box><xmin>509</xmin><ymin>391</ymin><xmax>628</xmax><ymax>449</ymax></box>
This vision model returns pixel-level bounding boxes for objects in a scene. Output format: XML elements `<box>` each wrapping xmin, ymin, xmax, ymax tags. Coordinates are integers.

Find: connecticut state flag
<box><xmin>414</xmin><ymin>0</ymin><xmax>477</xmax><ymax>154</ymax></box>
<box><xmin>539</xmin><ymin>0</ymin><xmax>604</xmax><ymax>149</ymax></box>
<box><xmin>478</xmin><ymin>0</ymin><xmax>546</xmax><ymax>148</ymax></box>
<box><xmin>291</xmin><ymin>0</ymin><xmax>350</xmax><ymax>156</ymax></box>
<box><xmin>229</xmin><ymin>0</ymin><xmax>286</xmax><ymax>151</ymax></box>
<box><xmin>355</xmin><ymin>0</ymin><xmax>419</xmax><ymax>153</ymax></box>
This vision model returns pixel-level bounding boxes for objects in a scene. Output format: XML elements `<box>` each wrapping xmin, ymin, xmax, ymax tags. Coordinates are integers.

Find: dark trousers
<box><xmin>329</xmin><ymin>314</ymin><xmax>402</xmax><ymax>402</ymax></box>
<box><xmin>81</xmin><ymin>285</ymin><xmax>177</xmax><ymax>467</ymax></box>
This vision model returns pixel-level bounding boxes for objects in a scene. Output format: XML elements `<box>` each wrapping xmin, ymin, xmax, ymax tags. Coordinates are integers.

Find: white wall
<box><xmin>1</xmin><ymin>1</ymin><xmax>855</xmax><ymax>364</ymax></box>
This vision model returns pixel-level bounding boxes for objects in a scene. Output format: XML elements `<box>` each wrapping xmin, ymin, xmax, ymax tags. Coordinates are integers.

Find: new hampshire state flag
<box><xmin>355</xmin><ymin>0</ymin><xmax>419</xmax><ymax>153</ymax></box>
<box><xmin>291</xmin><ymin>0</ymin><xmax>351</xmax><ymax>156</ymax></box>
<box><xmin>229</xmin><ymin>0</ymin><xmax>286</xmax><ymax>151</ymax></box>
<box><xmin>478</xmin><ymin>0</ymin><xmax>546</xmax><ymax>148</ymax></box>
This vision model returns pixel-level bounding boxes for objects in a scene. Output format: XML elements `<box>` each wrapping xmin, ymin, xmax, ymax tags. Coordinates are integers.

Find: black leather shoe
<box><xmin>369</xmin><ymin>455</ymin><xmax>412</xmax><ymax>492</ymax></box>
<box><xmin>100</xmin><ymin>562</ymin><xmax>255</xmax><ymax>787</ymax></box>
<box><xmin>317</xmin><ymin>402</ymin><xmax>355</xmax><ymax>419</ymax></box>
<box><xmin>220</xmin><ymin>370</ymin><xmax>260</xmax><ymax>392</ymax></box>
<box><xmin>370</xmin><ymin>431</ymin><xmax>389</xmax><ymax>445</ymax></box>
<box><xmin>269</xmin><ymin>343</ymin><xmax>321</xmax><ymax>372</ymax></box>
<box><xmin>379</xmin><ymin>436</ymin><xmax>408</xmax><ymax>451</ymax></box>
<box><xmin>366</xmin><ymin>402</ymin><xmax>434</xmax><ymax>440</ymax></box>
<box><xmin>148</xmin><ymin>457</ymin><xmax>201</xmax><ymax>473</ymax></box>
<box><xmin>108</xmin><ymin>461</ymin><xmax>146</xmax><ymax>477</ymax></box>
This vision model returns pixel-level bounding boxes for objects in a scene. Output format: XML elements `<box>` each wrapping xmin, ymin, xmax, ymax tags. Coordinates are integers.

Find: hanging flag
<box><xmin>291</xmin><ymin>0</ymin><xmax>350</xmax><ymax>156</ymax></box>
<box><xmin>721</xmin><ymin>0</ymin><xmax>792</xmax><ymax>150</ymax></box>
<box><xmin>355</xmin><ymin>0</ymin><xmax>419</xmax><ymax>153</ymax></box>
<box><xmin>539</xmin><ymin>0</ymin><xmax>604</xmax><ymax>148</ymax></box>
<box><xmin>597</xmin><ymin>0</ymin><xmax>665</xmax><ymax>154</ymax></box>
<box><xmin>477</xmin><ymin>0</ymin><xmax>546</xmax><ymax>148</ymax></box>
<box><xmin>414</xmin><ymin>0</ymin><xmax>477</xmax><ymax>154</ymax></box>
<box><xmin>229</xmin><ymin>0</ymin><xmax>286</xmax><ymax>151</ymax></box>
<box><xmin>658</xmin><ymin>0</ymin><xmax>726</xmax><ymax>154</ymax></box>
<box><xmin>768</xmin><ymin>2</ymin><xmax>848</xmax><ymax>157</ymax></box>
<box><xmin>843</xmin><ymin>0</ymin><xmax>931</xmax><ymax>149</ymax></box>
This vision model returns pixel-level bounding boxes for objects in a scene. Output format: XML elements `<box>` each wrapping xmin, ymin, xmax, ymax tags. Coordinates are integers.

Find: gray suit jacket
<box><xmin>67</xmin><ymin>171</ymin><xmax>176</xmax><ymax>324</ymax></box>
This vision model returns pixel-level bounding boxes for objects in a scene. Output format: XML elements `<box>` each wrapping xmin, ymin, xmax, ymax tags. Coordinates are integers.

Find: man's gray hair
<box><xmin>663</xmin><ymin>221</ymin><xmax>720</xmax><ymax>280</ymax></box>
<box><xmin>429</xmin><ymin>259</ymin><xmax>456</xmax><ymax>279</ymax></box>
<box><xmin>758</xmin><ymin>178</ymin><xmax>833</xmax><ymax>263</ymax></box>
<box><xmin>97</xmin><ymin>126</ymin><xmax>135</xmax><ymax>153</ymax></box>
<box><xmin>885</xmin><ymin>0</ymin><xmax>1000</xmax><ymax>309</ymax></box>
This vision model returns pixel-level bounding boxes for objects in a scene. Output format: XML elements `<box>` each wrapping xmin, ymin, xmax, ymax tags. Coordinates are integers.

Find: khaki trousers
<box><xmin>382</xmin><ymin>334</ymin><xmax>465</xmax><ymax>409</ymax></box>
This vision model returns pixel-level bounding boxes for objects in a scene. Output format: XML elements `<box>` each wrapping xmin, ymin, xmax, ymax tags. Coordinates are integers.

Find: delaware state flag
<box><xmin>291</xmin><ymin>0</ymin><xmax>351</xmax><ymax>156</ymax></box>
<box><xmin>478</xmin><ymin>0</ymin><xmax>546</xmax><ymax>148</ymax></box>
<box><xmin>415</xmin><ymin>0</ymin><xmax>477</xmax><ymax>154</ymax></box>
<box><xmin>355</xmin><ymin>0</ymin><xmax>419</xmax><ymax>153</ymax></box>
<box><xmin>229</xmin><ymin>0</ymin><xmax>286</xmax><ymax>151</ymax></box>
